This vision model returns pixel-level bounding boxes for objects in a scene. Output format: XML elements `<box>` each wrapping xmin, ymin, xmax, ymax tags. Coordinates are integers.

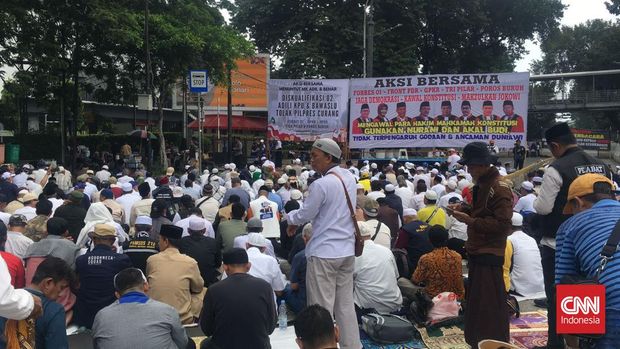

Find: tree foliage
<box><xmin>1</xmin><ymin>0</ymin><xmax>253</xmax><ymax>169</ymax></box>
<box><xmin>533</xmin><ymin>19</ymin><xmax>620</xmax><ymax>132</ymax></box>
<box><xmin>231</xmin><ymin>0</ymin><xmax>564</xmax><ymax>78</ymax></box>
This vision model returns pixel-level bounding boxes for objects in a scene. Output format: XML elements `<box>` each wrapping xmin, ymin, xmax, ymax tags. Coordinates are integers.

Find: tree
<box><xmin>533</xmin><ymin>19</ymin><xmax>620</xmax><ymax>132</ymax></box>
<box><xmin>231</xmin><ymin>0</ymin><xmax>564</xmax><ymax>78</ymax></box>
<box><xmin>1</xmin><ymin>0</ymin><xmax>253</xmax><ymax>170</ymax></box>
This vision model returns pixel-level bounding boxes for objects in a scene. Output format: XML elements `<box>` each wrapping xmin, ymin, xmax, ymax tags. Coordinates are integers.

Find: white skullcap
<box><xmin>403</xmin><ymin>208</ymin><xmax>417</xmax><ymax>217</ymax></box>
<box><xmin>188</xmin><ymin>216</ymin><xmax>206</xmax><ymax>231</ymax></box>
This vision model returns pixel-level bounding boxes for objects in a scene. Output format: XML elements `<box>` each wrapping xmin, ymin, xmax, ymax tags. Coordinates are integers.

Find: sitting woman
<box><xmin>411</xmin><ymin>225</ymin><xmax>465</xmax><ymax>300</ymax></box>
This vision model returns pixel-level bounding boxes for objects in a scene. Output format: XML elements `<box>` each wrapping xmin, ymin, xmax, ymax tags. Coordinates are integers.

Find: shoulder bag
<box><xmin>328</xmin><ymin>172</ymin><xmax>364</xmax><ymax>257</ymax></box>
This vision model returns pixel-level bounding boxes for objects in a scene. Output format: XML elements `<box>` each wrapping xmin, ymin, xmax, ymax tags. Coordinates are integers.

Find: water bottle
<box><xmin>278</xmin><ymin>300</ymin><xmax>288</xmax><ymax>330</ymax></box>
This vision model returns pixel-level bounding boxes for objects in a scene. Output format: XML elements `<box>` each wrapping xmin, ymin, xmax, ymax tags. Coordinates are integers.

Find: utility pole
<box><xmin>367</xmin><ymin>12</ymin><xmax>374</xmax><ymax>78</ymax></box>
<box><xmin>144</xmin><ymin>0</ymin><xmax>151</xmax><ymax>167</ymax></box>
<box><xmin>227</xmin><ymin>66</ymin><xmax>233</xmax><ymax>163</ymax></box>
<box><xmin>198</xmin><ymin>94</ymin><xmax>203</xmax><ymax>174</ymax></box>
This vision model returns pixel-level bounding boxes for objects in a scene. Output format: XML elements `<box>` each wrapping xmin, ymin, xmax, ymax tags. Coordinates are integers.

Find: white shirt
<box><xmin>0</xmin><ymin>212</ymin><xmax>10</xmax><ymax>226</ymax></box>
<box><xmin>353</xmin><ymin>240</ymin><xmax>402</xmax><ymax>313</ymax></box>
<box><xmin>246</xmin><ymin>247</ymin><xmax>285</xmax><ymax>292</ymax></box>
<box><xmin>360</xmin><ymin>220</ymin><xmax>391</xmax><ymax>250</ymax></box>
<box><xmin>95</xmin><ymin>170</ymin><xmax>111</xmax><ymax>182</ymax></box>
<box><xmin>366</xmin><ymin>191</ymin><xmax>386</xmax><ymax>201</ymax></box>
<box><xmin>196</xmin><ymin>197</ymin><xmax>220</xmax><ymax>223</ymax></box>
<box><xmin>13</xmin><ymin>206</ymin><xmax>37</xmax><ymax>221</ymax></box>
<box><xmin>26</xmin><ymin>181</ymin><xmax>42</xmax><ymax>197</ymax></box>
<box><xmin>0</xmin><ymin>255</ymin><xmax>34</xmax><ymax>320</ymax></box>
<box><xmin>431</xmin><ymin>184</ymin><xmax>446</xmax><ymax>197</ymax></box>
<box><xmin>233</xmin><ymin>235</ymin><xmax>276</xmax><ymax>259</ymax></box>
<box><xmin>5</xmin><ymin>231</ymin><xmax>34</xmax><ymax>260</ymax></box>
<box><xmin>446</xmin><ymin>215</ymin><xmax>468</xmax><ymax>241</ymax></box>
<box><xmin>116</xmin><ymin>192</ymin><xmax>142</xmax><ymax>225</ymax></box>
<box><xmin>413</xmin><ymin>174</ymin><xmax>431</xmax><ymax>189</ymax></box>
<box><xmin>438</xmin><ymin>192</ymin><xmax>463</xmax><ymax>209</ymax></box>
<box><xmin>48</xmin><ymin>198</ymin><xmax>64</xmax><ymax>215</ymax></box>
<box><xmin>252</xmin><ymin>179</ymin><xmax>265</xmax><ymax>196</ymax></box>
<box><xmin>447</xmin><ymin>154</ymin><xmax>461</xmax><ymax>169</ymax></box>
<box><xmin>13</xmin><ymin>173</ymin><xmax>28</xmax><ymax>189</ymax></box>
<box><xmin>288</xmin><ymin>166</ymin><xmax>356</xmax><ymax>259</ymax></box>
<box><xmin>276</xmin><ymin>187</ymin><xmax>291</xmax><ymax>205</ymax></box>
<box><xmin>394</xmin><ymin>187</ymin><xmax>414</xmax><ymax>210</ymax></box>
<box><xmin>33</xmin><ymin>169</ymin><xmax>47</xmax><ymax>185</ymax></box>
<box><xmin>411</xmin><ymin>193</ymin><xmax>426</xmax><ymax>211</ymax></box>
<box><xmin>514</xmin><ymin>193</ymin><xmax>537</xmax><ymax>214</ymax></box>
<box><xmin>508</xmin><ymin>230</ymin><xmax>546</xmax><ymax>300</ymax></box>
<box><xmin>84</xmin><ymin>182</ymin><xmax>98</xmax><ymax>199</ymax></box>
<box><xmin>248</xmin><ymin>196</ymin><xmax>280</xmax><ymax>239</ymax></box>
<box><xmin>175</xmin><ymin>215</ymin><xmax>215</xmax><ymax>238</ymax></box>
<box><xmin>533</xmin><ymin>166</ymin><xmax>562</xmax><ymax>250</ymax></box>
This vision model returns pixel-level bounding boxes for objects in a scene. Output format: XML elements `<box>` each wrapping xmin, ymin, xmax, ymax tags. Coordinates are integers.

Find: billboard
<box><xmin>572</xmin><ymin>128</ymin><xmax>611</xmax><ymax>150</ymax></box>
<box><xmin>267</xmin><ymin>79</ymin><xmax>350</xmax><ymax>142</ymax></box>
<box><xmin>348</xmin><ymin>72</ymin><xmax>529</xmax><ymax>149</ymax></box>
<box><xmin>173</xmin><ymin>54</ymin><xmax>269</xmax><ymax>110</ymax></box>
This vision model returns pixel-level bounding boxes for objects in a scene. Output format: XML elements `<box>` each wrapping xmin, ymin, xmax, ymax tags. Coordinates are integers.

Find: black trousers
<box><xmin>540</xmin><ymin>244</ymin><xmax>563</xmax><ymax>348</ymax></box>
<box><xmin>514</xmin><ymin>158</ymin><xmax>525</xmax><ymax>170</ymax></box>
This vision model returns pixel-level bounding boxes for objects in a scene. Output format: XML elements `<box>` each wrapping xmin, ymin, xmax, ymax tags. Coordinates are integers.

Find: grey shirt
<box><xmin>92</xmin><ymin>297</ymin><xmax>188</xmax><ymax>349</ymax></box>
<box><xmin>24</xmin><ymin>235</ymin><xmax>80</xmax><ymax>268</ymax></box>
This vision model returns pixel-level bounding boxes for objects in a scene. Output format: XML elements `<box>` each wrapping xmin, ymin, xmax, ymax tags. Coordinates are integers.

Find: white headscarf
<box><xmin>76</xmin><ymin>202</ymin><xmax>128</xmax><ymax>249</ymax></box>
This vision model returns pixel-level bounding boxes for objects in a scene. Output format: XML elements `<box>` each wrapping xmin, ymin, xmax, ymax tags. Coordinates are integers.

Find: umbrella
<box><xmin>127</xmin><ymin>130</ymin><xmax>157</xmax><ymax>140</ymax></box>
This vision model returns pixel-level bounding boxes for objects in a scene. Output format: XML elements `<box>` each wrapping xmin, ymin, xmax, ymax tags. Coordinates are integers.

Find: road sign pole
<box><xmin>198</xmin><ymin>94</ymin><xmax>204</xmax><ymax>175</ymax></box>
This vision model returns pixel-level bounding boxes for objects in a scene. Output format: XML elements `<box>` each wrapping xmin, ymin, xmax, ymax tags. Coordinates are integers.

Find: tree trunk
<box><xmin>158</xmin><ymin>88</ymin><xmax>168</xmax><ymax>171</ymax></box>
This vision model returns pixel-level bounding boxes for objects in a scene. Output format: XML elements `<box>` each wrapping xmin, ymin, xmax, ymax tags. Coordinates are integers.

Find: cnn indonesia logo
<box><xmin>557</xmin><ymin>285</ymin><xmax>606</xmax><ymax>334</ymax></box>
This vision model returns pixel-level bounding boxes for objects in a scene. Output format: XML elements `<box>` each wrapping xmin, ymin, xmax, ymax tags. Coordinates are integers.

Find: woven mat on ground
<box><xmin>360</xmin><ymin>329</ymin><xmax>426</xmax><ymax>349</ymax></box>
<box><xmin>415</xmin><ymin>322</ymin><xmax>469</xmax><ymax>349</ymax></box>
<box><xmin>509</xmin><ymin>311</ymin><xmax>548</xmax><ymax>348</ymax></box>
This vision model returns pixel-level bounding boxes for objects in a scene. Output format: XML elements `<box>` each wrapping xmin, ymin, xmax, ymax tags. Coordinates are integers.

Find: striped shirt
<box><xmin>555</xmin><ymin>199</ymin><xmax>620</xmax><ymax>346</ymax></box>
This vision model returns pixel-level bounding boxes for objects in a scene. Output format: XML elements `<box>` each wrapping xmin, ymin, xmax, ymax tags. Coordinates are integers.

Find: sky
<box><xmin>0</xmin><ymin>0</ymin><xmax>617</xmax><ymax>92</ymax></box>
<box><xmin>514</xmin><ymin>0</ymin><xmax>617</xmax><ymax>72</ymax></box>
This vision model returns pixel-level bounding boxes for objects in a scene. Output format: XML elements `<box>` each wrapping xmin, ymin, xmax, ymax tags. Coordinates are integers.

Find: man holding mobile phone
<box><xmin>448</xmin><ymin>142</ymin><xmax>513</xmax><ymax>347</ymax></box>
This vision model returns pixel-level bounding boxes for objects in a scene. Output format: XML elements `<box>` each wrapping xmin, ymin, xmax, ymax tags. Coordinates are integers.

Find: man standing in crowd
<box><xmin>450</xmin><ymin>142</ymin><xmax>513</xmax><ymax>346</ymax></box>
<box><xmin>92</xmin><ymin>268</ymin><xmax>191</xmax><ymax>349</ymax></box>
<box><xmin>507</xmin><ymin>213</ymin><xmax>545</xmax><ymax>299</ymax></box>
<box><xmin>555</xmin><ymin>174</ymin><xmax>620</xmax><ymax>347</ymax></box>
<box><xmin>14</xmin><ymin>192</ymin><xmax>38</xmax><ymax>221</ymax></box>
<box><xmin>23</xmin><ymin>199</ymin><xmax>53</xmax><ymax>242</ymax></box>
<box><xmin>247</xmin><ymin>186</ymin><xmax>281</xmax><ymax>243</ymax></box>
<box><xmin>532</xmin><ymin>123</ymin><xmax>610</xmax><ymax>349</ymax></box>
<box><xmin>221</xmin><ymin>177</ymin><xmax>250</xmax><ymax>209</ymax></box>
<box><xmin>74</xmin><ymin>224</ymin><xmax>133</xmax><ymax>329</ymax></box>
<box><xmin>196</xmin><ymin>184</ymin><xmax>220</xmax><ymax>223</ymax></box>
<box><xmin>147</xmin><ymin>224</ymin><xmax>204</xmax><ymax>324</ymax></box>
<box><xmin>130</xmin><ymin>182</ymin><xmax>155</xmax><ymax>227</ymax></box>
<box><xmin>199</xmin><ymin>248</ymin><xmax>276</xmax><ymax>349</ymax></box>
<box><xmin>512</xmin><ymin>139</ymin><xmax>527</xmax><ymax>170</ymax></box>
<box><xmin>287</xmin><ymin>138</ymin><xmax>361</xmax><ymax>349</ymax></box>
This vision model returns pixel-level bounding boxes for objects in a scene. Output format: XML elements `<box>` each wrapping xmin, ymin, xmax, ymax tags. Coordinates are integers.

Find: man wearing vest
<box><xmin>532</xmin><ymin>123</ymin><xmax>610</xmax><ymax>349</ymax></box>
<box><xmin>247</xmin><ymin>186</ymin><xmax>281</xmax><ymax>248</ymax></box>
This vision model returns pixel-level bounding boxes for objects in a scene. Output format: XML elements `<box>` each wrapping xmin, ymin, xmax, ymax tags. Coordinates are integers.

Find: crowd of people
<box><xmin>1</xmin><ymin>122</ymin><xmax>620</xmax><ymax>349</ymax></box>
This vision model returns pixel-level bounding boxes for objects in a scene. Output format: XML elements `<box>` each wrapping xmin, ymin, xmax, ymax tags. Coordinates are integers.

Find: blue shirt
<box><xmin>556</xmin><ymin>199</ymin><xmax>620</xmax><ymax>347</ymax></box>
<box><xmin>0</xmin><ymin>289</ymin><xmax>67</xmax><ymax>349</ymax></box>
<box><xmin>268</xmin><ymin>192</ymin><xmax>283</xmax><ymax>213</ymax></box>
<box><xmin>74</xmin><ymin>244</ymin><xmax>132</xmax><ymax>329</ymax></box>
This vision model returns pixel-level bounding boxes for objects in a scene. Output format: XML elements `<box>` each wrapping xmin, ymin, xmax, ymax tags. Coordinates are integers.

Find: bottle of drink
<box><xmin>278</xmin><ymin>300</ymin><xmax>288</xmax><ymax>330</ymax></box>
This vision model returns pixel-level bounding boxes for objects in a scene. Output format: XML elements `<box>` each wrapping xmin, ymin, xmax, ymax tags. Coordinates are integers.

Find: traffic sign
<box><xmin>189</xmin><ymin>70</ymin><xmax>209</xmax><ymax>93</ymax></box>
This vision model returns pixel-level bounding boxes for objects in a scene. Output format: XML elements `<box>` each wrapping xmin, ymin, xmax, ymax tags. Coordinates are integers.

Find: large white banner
<box><xmin>268</xmin><ymin>79</ymin><xmax>349</xmax><ymax>142</ymax></box>
<box><xmin>349</xmin><ymin>72</ymin><xmax>529</xmax><ymax>149</ymax></box>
